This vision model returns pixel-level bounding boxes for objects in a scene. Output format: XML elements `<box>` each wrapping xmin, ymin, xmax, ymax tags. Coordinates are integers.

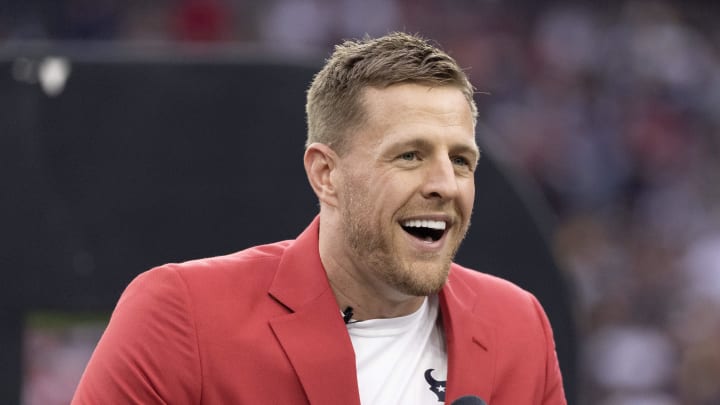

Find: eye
<box><xmin>451</xmin><ymin>156</ymin><xmax>470</xmax><ymax>167</ymax></box>
<box><xmin>451</xmin><ymin>155</ymin><xmax>477</xmax><ymax>173</ymax></box>
<box><xmin>399</xmin><ymin>151</ymin><xmax>418</xmax><ymax>161</ymax></box>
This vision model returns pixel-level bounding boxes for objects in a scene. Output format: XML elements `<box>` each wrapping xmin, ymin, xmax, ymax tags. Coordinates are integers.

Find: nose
<box><xmin>420</xmin><ymin>156</ymin><xmax>460</xmax><ymax>201</ymax></box>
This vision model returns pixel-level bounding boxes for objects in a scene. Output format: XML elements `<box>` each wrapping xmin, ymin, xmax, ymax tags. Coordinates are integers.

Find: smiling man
<box><xmin>311</xmin><ymin>83</ymin><xmax>479</xmax><ymax>318</ymax></box>
<box><xmin>73</xmin><ymin>33</ymin><xmax>566</xmax><ymax>405</ymax></box>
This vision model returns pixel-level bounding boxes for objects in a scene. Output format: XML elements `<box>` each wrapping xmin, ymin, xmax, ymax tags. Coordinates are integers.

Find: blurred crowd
<box><xmin>4</xmin><ymin>1</ymin><xmax>720</xmax><ymax>404</ymax></box>
<box><xmin>475</xmin><ymin>3</ymin><xmax>720</xmax><ymax>404</ymax></box>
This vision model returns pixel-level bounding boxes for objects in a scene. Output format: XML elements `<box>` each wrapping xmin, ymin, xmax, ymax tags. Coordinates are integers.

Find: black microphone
<box><xmin>342</xmin><ymin>306</ymin><xmax>354</xmax><ymax>324</ymax></box>
<box><xmin>451</xmin><ymin>395</ymin><xmax>487</xmax><ymax>405</ymax></box>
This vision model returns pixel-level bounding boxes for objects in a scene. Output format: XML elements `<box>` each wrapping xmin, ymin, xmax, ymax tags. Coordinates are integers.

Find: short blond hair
<box><xmin>306</xmin><ymin>32</ymin><xmax>477</xmax><ymax>154</ymax></box>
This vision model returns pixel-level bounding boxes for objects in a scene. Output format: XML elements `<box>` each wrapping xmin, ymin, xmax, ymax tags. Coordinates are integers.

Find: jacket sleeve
<box><xmin>71</xmin><ymin>266</ymin><xmax>201</xmax><ymax>404</ymax></box>
<box><xmin>531</xmin><ymin>295</ymin><xmax>567</xmax><ymax>405</ymax></box>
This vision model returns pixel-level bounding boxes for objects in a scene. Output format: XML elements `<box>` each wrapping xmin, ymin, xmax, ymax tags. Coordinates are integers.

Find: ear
<box><xmin>304</xmin><ymin>143</ymin><xmax>340</xmax><ymax>207</ymax></box>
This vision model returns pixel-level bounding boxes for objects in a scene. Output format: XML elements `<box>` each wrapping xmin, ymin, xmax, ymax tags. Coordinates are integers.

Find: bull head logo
<box><xmin>424</xmin><ymin>368</ymin><xmax>447</xmax><ymax>402</ymax></box>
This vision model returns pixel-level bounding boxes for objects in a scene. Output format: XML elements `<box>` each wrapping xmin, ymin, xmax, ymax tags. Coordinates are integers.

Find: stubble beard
<box><xmin>341</xmin><ymin>185</ymin><xmax>469</xmax><ymax>297</ymax></box>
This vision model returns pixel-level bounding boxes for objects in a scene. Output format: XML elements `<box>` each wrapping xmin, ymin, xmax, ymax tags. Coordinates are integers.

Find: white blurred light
<box><xmin>600</xmin><ymin>392</ymin><xmax>679</xmax><ymax>405</ymax></box>
<box><xmin>39</xmin><ymin>57</ymin><xmax>72</xmax><ymax>97</ymax></box>
<box><xmin>585</xmin><ymin>325</ymin><xmax>676</xmax><ymax>390</ymax></box>
<box><xmin>683</xmin><ymin>234</ymin><xmax>720</xmax><ymax>303</ymax></box>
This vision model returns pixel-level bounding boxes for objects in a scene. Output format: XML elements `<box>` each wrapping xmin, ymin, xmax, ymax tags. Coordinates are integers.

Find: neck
<box><xmin>318</xmin><ymin>214</ymin><xmax>425</xmax><ymax>321</ymax></box>
<box><xmin>328</xmin><ymin>275</ymin><xmax>425</xmax><ymax>321</ymax></box>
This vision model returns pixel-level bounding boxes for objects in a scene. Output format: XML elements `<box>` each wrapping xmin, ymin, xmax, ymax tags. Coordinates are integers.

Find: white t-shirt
<box><xmin>346</xmin><ymin>295</ymin><xmax>448</xmax><ymax>405</ymax></box>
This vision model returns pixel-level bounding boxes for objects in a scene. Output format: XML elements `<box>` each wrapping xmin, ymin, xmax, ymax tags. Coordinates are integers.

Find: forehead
<box><xmin>363</xmin><ymin>83</ymin><xmax>471</xmax><ymax>119</ymax></box>
<box><xmin>353</xmin><ymin>83</ymin><xmax>476</xmax><ymax>149</ymax></box>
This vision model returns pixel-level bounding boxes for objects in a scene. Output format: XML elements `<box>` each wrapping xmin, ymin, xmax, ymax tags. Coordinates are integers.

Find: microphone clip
<box><xmin>342</xmin><ymin>306</ymin><xmax>354</xmax><ymax>324</ymax></box>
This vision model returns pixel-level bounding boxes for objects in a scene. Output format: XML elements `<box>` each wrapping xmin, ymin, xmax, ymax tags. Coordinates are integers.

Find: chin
<box><xmin>391</xmin><ymin>261</ymin><xmax>451</xmax><ymax>297</ymax></box>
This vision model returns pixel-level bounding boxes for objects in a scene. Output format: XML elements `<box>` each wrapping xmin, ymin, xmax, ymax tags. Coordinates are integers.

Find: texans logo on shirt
<box><xmin>424</xmin><ymin>368</ymin><xmax>447</xmax><ymax>402</ymax></box>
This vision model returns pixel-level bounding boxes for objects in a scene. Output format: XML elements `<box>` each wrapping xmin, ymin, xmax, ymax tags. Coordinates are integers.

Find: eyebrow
<box><xmin>453</xmin><ymin>142</ymin><xmax>481</xmax><ymax>163</ymax></box>
<box><xmin>391</xmin><ymin>137</ymin><xmax>480</xmax><ymax>161</ymax></box>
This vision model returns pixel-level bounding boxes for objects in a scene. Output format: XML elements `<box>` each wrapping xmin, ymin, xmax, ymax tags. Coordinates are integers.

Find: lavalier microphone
<box><xmin>342</xmin><ymin>306</ymin><xmax>354</xmax><ymax>324</ymax></box>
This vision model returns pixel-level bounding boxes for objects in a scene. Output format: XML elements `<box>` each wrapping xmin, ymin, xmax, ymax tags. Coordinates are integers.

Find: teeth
<box><xmin>401</xmin><ymin>219</ymin><xmax>447</xmax><ymax>230</ymax></box>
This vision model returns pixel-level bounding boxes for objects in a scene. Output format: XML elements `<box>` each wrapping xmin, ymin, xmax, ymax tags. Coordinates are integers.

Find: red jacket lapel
<box><xmin>441</xmin><ymin>266</ymin><xmax>496</xmax><ymax>403</ymax></box>
<box><xmin>268</xmin><ymin>217</ymin><xmax>361</xmax><ymax>405</ymax></box>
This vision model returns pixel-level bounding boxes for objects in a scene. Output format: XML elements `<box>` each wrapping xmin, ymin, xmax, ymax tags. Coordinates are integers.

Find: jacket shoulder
<box><xmin>155</xmin><ymin>239</ymin><xmax>291</xmax><ymax>278</ymax></box>
<box><xmin>447</xmin><ymin>263</ymin><xmax>549</xmax><ymax>332</ymax></box>
<box><xmin>449</xmin><ymin>264</ymin><xmax>533</xmax><ymax>302</ymax></box>
<box><xmin>126</xmin><ymin>240</ymin><xmax>293</xmax><ymax>306</ymax></box>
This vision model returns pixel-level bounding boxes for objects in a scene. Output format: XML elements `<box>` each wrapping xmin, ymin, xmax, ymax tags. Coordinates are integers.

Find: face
<box><xmin>335</xmin><ymin>83</ymin><xmax>478</xmax><ymax>298</ymax></box>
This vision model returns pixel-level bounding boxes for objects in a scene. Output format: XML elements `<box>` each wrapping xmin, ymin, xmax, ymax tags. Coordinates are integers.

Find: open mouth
<box><xmin>401</xmin><ymin>219</ymin><xmax>447</xmax><ymax>243</ymax></box>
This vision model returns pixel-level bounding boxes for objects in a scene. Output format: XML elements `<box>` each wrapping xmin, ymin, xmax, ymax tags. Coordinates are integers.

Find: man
<box><xmin>72</xmin><ymin>32</ymin><xmax>566</xmax><ymax>404</ymax></box>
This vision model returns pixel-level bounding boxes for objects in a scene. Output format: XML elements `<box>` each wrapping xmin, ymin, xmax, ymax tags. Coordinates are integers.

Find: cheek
<box><xmin>377</xmin><ymin>177</ymin><xmax>417</xmax><ymax>207</ymax></box>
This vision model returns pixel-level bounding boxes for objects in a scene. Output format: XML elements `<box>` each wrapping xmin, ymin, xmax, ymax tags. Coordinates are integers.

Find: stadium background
<box><xmin>2</xmin><ymin>1</ymin><xmax>720</xmax><ymax>404</ymax></box>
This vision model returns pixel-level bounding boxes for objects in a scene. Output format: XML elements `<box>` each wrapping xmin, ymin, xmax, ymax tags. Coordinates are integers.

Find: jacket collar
<box><xmin>268</xmin><ymin>216</ymin><xmax>330</xmax><ymax>311</ymax></box>
<box><xmin>268</xmin><ymin>217</ymin><xmax>361</xmax><ymax>405</ymax></box>
<box><xmin>440</xmin><ymin>266</ymin><xmax>496</xmax><ymax>403</ymax></box>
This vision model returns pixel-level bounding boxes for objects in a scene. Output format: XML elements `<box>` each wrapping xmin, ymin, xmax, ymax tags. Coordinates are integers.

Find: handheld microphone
<box><xmin>450</xmin><ymin>395</ymin><xmax>487</xmax><ymax>405</ymax></box>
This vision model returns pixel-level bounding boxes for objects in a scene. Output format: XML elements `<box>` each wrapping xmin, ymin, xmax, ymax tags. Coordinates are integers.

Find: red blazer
<box><xmin>72</xmin><ymin>217</ymin><xmax>566</xmax><ymax>404</ymax></box>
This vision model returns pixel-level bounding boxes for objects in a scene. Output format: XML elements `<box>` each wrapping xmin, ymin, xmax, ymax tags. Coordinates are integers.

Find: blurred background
<box><xmin>2</xmin><ymin>0</ymin><xmax>720</xmax><ymax>404</ymax></box>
